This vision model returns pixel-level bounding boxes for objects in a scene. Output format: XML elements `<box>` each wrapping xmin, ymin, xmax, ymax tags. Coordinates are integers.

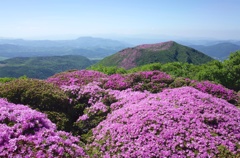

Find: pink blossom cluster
<box><xmin>109</xmin><ymin>88</ymin><xmax>150</xmax><ymax>111</ymax></box>
<box><xmin>103</xmin><ymin>71</ymin><xmax>173</xmax><ymax>93</ymax></box>
<box><xmin>48</xmin><ymin>69</ymin><xmax>239</xmax><ymax>157</ymax></box>
<box><xmin>62</xmin><ymin>82</ymin><xmax>110</xmax><ymax>132</ymax></box>
<box><xmin>88</xmin><ymin>87</ymin><xmax>240</xmax><ymax>157</ymax></box>
<box><xmin>103</xmin><ymin>74</ymin><xmax>131</xmax><ymax>90</ymax></box>
<box><xmin>47</xmin><ymin>70</ymin><xmax>238</xmax><ymax>104</ymax></box>
<box><xmin>0</xmin><ymin>98</ymin><xmax>87</xmax><ymax>157</ymax></box>
<box><xmin>238</xmin><ymin>91</ymin><xmax>240</xmax><ymax>106</ymax></box>
<box><xmin>63</xmin><ymin>82</ymin><xmax>108</xmax><ymax>111</ymax></box>
<box><xmin>60</xmin><ymin>70</ymin><xmax>173</xmax><ymax>124</ymax></box>
<box><xmin>2</xmin><ymin>69</ymin><xmax>240</xmax><ymax>157</ymax></box>
<box><xmin>191</xmin><ymin>80</ymin><xmax>238</xmax><ymax>104</ymax></box>
<box><xmin>46</xmin><ymin>70</ymin><xmax>107</xmax><ymax>87</ymax></box>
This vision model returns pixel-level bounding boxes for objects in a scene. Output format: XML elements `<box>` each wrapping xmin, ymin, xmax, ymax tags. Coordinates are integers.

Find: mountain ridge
<box><xmin>97</xmin><ymin>41</ymin><xmax>213</xmax><ymax>69</ymax></box>
<box><xmin>0</xmin><ymin>37</ymin><xmax>131</xmax><ymax>59</ymax></box>
<box><xmin>190</xmin><ymin>42</ymin><xmax>240</xmax><ymax>60</ymax></box>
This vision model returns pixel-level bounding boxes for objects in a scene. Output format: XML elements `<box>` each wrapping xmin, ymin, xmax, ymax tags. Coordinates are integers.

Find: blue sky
<box><xmin>0</xmin><ymin>0</ymin><xmax>240</xmax><ymax>40</ymax></box>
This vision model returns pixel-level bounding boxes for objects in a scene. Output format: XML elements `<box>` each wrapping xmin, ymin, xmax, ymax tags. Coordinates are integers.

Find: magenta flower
<box><xmin>0</xmin><ymin>98</ymin><xmax>87</xmax><ymax>157</ymax></box>
<box><xmin>88</xmin><ymin>87</ymin><xmax>240</xmax><ymax>157</ymax></box>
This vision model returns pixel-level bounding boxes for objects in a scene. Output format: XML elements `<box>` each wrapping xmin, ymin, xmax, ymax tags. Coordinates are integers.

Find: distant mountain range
<box><xmin>189</xmin><ymin>42</ymin><xmax>240</xmax><ymax>60</ymax></box>
<box><xmin>0</xmin><ymin>37</ymin><xmax>240</xmax><ymax>79</ymax></box>
<box><xmin>97</xmin><ymin>41</ymin><xmax>213</xmax><ymax>69</ymax></box>
<box><xmin>0</xmin><ymin>37</ymin><xmax>239</xmax><ymax>61</ymax></box>
<box><xmin>0</xmin><ymin>55</ymin><xmax>94</xmax><ymax>79</ymax></box>
<box><xmin>0</xmin><ymin>37</ymin><xmax>131</xmax><ymax>59</ymax></box>
<box><xmin>2</xmin><ymin>39</ymin><xmax>240</xmax><ymax>79</ymax></box>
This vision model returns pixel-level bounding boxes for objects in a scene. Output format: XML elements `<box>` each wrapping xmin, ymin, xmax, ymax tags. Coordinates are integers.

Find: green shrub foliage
<box><xmin>0</xmin><ymin>77</ymin><xmax>15</xmax><ymax>83</ymax></box>
<box><xmin>0</xmin><ymin>78</ymin><xmax>69</xmax><ymax>112</ymax></box>
<box><xmin>0</xmin><ymin>78</ymin><xmax>72</xmax><ymax>130</ymax></box>
<box><xmin>87</xmin><ymin>64</ymin><xmax>127</xmax><ymax>75</ymax></box>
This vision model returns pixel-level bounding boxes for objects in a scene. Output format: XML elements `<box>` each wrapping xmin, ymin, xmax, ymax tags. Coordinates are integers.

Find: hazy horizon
<box><xmin>1</xmin><ymin>0</ymin><xmax>240</xmax><ymax>40</ymax></box>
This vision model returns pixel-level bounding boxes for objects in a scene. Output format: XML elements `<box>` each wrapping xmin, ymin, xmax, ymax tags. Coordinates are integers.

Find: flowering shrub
<box><xmin>103</xmin><ymin>74</ymin><xmax>131</xmax><ymax>90</ymax></box>
<box><xmin>62</xmin><ymin>82</ymin><xmax>116</xmax><ymax>139</ymax></box>
<box><xmin>61</xmin><ymin>82</ymin><xmax>110</xmax><ymax>117</ymax></box>
<box><xmin>0</xmin><ymin>78</ymin><xmax>71</xmax><ymax>131</ymax></box>
<box><xmin>0</xmin><ymin>98</ymin><xmax>87</xmax><ymax>157</ymax></box>
<box><xmin>190</xmin><ymin>80</ymin><xmax>238</xmax><ymax>104</ymax></box>
<box><xmin>47</xmin><ymin>70</ymin><xmax>107</xmax><ymax>87</ymax></box>
<box><xmin>127</xmin><ymin>71</ymin><xmax>173</xmax><ymax>93</ymax></box>
<box><xmin>102</xmin><ymin>71</ymin><xmax>174</xmax><ymax>93</ymax></box>
<box><xmin>47</xmin><ymin>70</ymin><xmax>238</xmax><ymax>105</ymax></box>
<box><xmin>1</xmin><ymin>68</ymin><xmax>240</xmax><ymax>157</ymax></box>
<box><xmin>108</xmin><ymin>88</ymin><xmax>150</xmax><ymax>111</ymax></box>
<box><xmin>237</xmin><ymin>91</ymin><xmax>240</xmax><ymax>107</ymax></box>
<box><xmin>88</xmin><ymin>87</ymin><xmax>240</xmax><ymax>157</ymax></box>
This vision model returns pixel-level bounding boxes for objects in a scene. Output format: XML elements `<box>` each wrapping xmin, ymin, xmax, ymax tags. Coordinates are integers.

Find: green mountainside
<box><xmin>0</xmin><ymin>55</ymin><xmax>93</xmax><ymax>79</ymax></box>
<box><xmin>97</xmin><ymin>41</ymin><xmax>213</xmax><ymax>69</ymax></box>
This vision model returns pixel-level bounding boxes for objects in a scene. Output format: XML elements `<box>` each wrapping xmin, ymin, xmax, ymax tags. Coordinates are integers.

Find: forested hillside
<box><xmin>0</xmin><ymin>55</ymin><xmax>93</xmax><ymax>79</ymax></box>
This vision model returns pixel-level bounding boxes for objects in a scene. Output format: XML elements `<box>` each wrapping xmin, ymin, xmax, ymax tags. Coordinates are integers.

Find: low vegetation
<box><xmin>0</xmin><ymin>51</ymin><xmax>239</xmax><ymax>157</ymax></box>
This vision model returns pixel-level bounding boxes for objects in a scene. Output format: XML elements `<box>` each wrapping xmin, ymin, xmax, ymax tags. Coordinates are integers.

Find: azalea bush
<box><xmin>127</xmin><ymin>71</ymin><xmax>173</xmax><ymax>93</ymax></box>
<box><xmin>102</xmin><ymin>70</ymin><xmax>174</xmax><ymax>93</ymax></box>
<box><xmin>61</xmin><ymin>82</ymin><xmax>116</xmax><ymax>140</ymax></box>
<box><xmin>48</xmin><ymin>70</ymin><xmax>238</xmax><ymax>105</ymax></box>
<box><xmin>0</xmin><ymin>98</ymin><xmax>86</xmax><ymax>157</ymax></box>
<box><xmin>46</xmin><ymin>69</ymin><xmax>108</xmax><ymax>87</ymax></box>
<box><xmin>126</xmin><ymin>71</ymin><xmax>237</xmax><ymax>104</ymax></box>
<box><xmin>87</xmin><ymin>87</ymin><xmax>240</xmax><ymax>157</ymax></box>
<box><xmin>0</xmin><ymin>78</ymin><xmax>71</xmax><ymax>131</ymax></box>
<box><xmin>237</xmin><ymin>91</ymin><xmax>240</xmax><ymax>107</ymax></box>
<box><xmin>1</xmin><ymin>69</ymin><xmax>239</xmax><ymax>157</ymax></box>
<box><xmin>103</xmin><ymin>74</ymin><xmax>131</xmax><ymax>90</ymax></box>
<box><xmin>46</xmin><ymin>70</ymin><xmax>239</xmax><ymax>157</ymax></box>
<box><xmin>190</xmin><ymin>80</ymin><xmax>238</xmax><ymax>104</ymax></box>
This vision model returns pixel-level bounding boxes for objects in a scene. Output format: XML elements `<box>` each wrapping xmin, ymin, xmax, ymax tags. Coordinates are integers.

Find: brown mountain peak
<box><xmin>135</xmin><ymin>41</ymin><xmax>175</xmax><ymax>51</ymax></box>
